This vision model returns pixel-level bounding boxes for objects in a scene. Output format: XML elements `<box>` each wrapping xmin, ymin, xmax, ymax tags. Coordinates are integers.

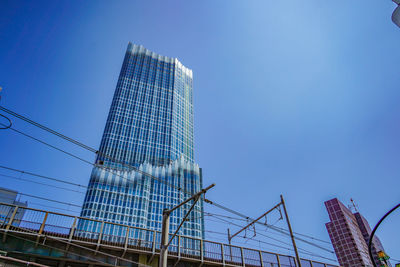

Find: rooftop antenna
<box><xmin>349</xmin><ymin>198</ymin><xmax>359</xmax><ymax>213</ymax></box>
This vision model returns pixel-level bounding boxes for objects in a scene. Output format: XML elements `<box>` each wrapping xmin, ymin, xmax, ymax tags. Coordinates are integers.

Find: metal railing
<box><xmin>0</xmin><ymin>255</ymin><xmax>50</xmax><ymax>267</ymax></box>
<box><xmin>0</xmin><ymin>202</ymin><xmax>338</xmax><ymax>267</ymax></box>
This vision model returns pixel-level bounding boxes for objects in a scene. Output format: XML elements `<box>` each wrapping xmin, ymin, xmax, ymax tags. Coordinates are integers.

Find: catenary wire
<box><xmin>0</xmin><ymin>194</ymin><xmax>80</xmax><ymax>214</ymax></box>
<box><xmin>0</xmin><ymin>106</ymin><xmax>333</xmax><ymax>250</ymax></box>
<box><xmin>0</xmin><ymin>194</ymin><xmax>335</xmax><ymax>264</ymax></box>
<box><xmin>1</xmin><ymin>122</ymin><xmax>333</xmax><ymax>255</ymax></box>
<box><xmin>206</xmin><ymin>199</ymin><xmax>334</xmax><ymax>251</ymax></box>
<box><xmin>0</xmin><ymin>165</ymin><xmax>87</xmax><ymax>188</ymax></box>
<box><xmin>0</xmin><ymin>173</ymin><xmax>85</xmax><ymax>194</ymax></box>
<box><xmin>0</xmin><ymin>106</ymin><xmax>186</xmax><ymax>194</ymax></box>
<box><xmin>0</xmin><ymin>123</ymin><xmax>205</xmax><ymax>214</ymax></box>
<box><xmin>204</xmin><ymin>226</ymin><xmax>337</xmax><ymax>263</ymax></box>
<box><xmin>17</xmin><ymin>192</ymin><xmax>81</xmax><ymax>208</ymax></box>
<box><xmin>1</xmin><ymin>186</ymin><xmax>336</xmax><ymax>264</ymax></box>
<box><xmin>0</xmin><ymin>175</ymin><xmax>306</xmax><ymax>257</ymax></box>
<box><xmin>1</xmin><ymin>121</ymin><xmax>333</xmax><ymax>256</ymax></box>
<box><xmin>0</xmin><ymin>113</ymin><xmax>12</xmax><ymax>130</ymax></box>
<box><xmin>206</xmin><ymin>212</ymin><xmax>335</xmax><ymax>257</ymax></box>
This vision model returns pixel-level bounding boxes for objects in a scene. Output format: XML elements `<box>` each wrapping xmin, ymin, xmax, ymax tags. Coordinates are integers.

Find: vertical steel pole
<box><xmin>228</xmin><ymin>228</ymin><xmax>233</xmax><ymax>262</ymax></box>
<box><xmin>280</xmin><ymin>195</ymin><xmax>301</xmax><ymax>267</ymax></box>
<box><xmin>159</xmin><ymin>210</ymin><xmax>170</xmax><ymax>267</ymax></box>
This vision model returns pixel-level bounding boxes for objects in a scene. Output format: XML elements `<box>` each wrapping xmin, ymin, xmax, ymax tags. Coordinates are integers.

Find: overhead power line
<box><xmin>206</xmin><ymin>198</ymin><xmax>332</xmax><ymax>244</ymax></box>
<box><xmin>0</xmin><ymin>113</ymin><xmax>12</xmax><ymax>130</ymax></box>
<box><xmin>17</xmin><ymin>192</ymin><xmax>81</xmax><ymax>208</ymax></box>
<box><xmin>0</xmin><ymin>106</ymin><xmax>333</xmax><ymax>252</ymax></box>
<box><xmin>205</xmin><ymin>215</ymin><xmax>337</xmax><ymax>263</ymax></box>
<box><xmin>0</xmin><ymin>195</ymin><xmax>80</xmax><ymax>214</ymax></box>
<box><xmin>0</xmin><ymin>165</ymin><xmax>87</xmax><ymax>188</ymax></box>
<box><xmin>1</xmin><ymin>122</ymin><xmax>332</xmax><ymax>256</ymax></box>
<box><xmin>0</xmin><ymin>106</ymin><xmax>186</xmax><ymax>194</ymax></box>
<box><xmin>0</xmin><ymin>173</ymin><xmax>85</xmax><ymax>194</ymax></box>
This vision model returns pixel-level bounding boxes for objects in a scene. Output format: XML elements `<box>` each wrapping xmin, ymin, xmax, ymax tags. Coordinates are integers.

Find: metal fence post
<box><xmin>152</xmin><ymin>230</ymin><xmax>156</xmax><ymax>255</ymax></box>
<box><xmin>177</xmin><ymin>235</ymin><xmax>181</xmax><ymax>259</ymax></box>
<box><xmin>277</xmin><ymin>255</ymin><xmax>281</xmax><ymax>267</ymax></box>
<box><xmin>200</xmin><ymin>239</ymin><xmax>204</xmax><ymax>264</ymax></box>
<box><xmin>124</xmin><ymin>226</ymin><xmax>130</xmax><ymax>250</ymax></box>
<box><xmin>95</xmin><ymin>221</ymin><xmax>104</xmax><ymax>253</ymax></box>
<box><xmin>240</xmin><ymin>247</ymin><xmax>245</xmax><ymax>267</ymax></box>
<box><xmin>221</xmin><ymin>243</ymin><xmax>225</xmax><ymax>266</ymax></box>
<box><xmin>2</xmin><ymin>206</ymin><xmax>19</xmax><ymax>242</ymax></box>
<box><xmin>259</xmin><ymin>250</ymin><xmax>264</xmax><ymax>267</ymax></box>
<box><xmin>66</xmin><ymin>216</ymin><xmax>77</xmax><ymax>251</ymax></box>
<box><xmin>5</xmin><ymin>206</ymin><xmax>18</xmax><ymax>231</ymax></box>
<box><xmin>38</xmin><ymin>212</ymin><xmax>49</xmax><ymax>235</ymax></box>
<box><xmin>68</xmin><ymin>217</ymin><xmax>77</xmax><ymax>242</ymax></box>
<box><xmin>36</xmin><ymin>211</ymin><xmax>48</xmax><ymax>244</ymax></box>
<box><xmin>122</xmin><ymin>226</ymin><xmax>130</xmax><ymax>257</ymax></box>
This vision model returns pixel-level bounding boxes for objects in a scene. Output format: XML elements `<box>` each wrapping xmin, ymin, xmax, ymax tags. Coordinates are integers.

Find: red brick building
<box><xmin>325</xmin><ymin>198</ymin><xmax>390</xmax><ymax>267</ymax></box>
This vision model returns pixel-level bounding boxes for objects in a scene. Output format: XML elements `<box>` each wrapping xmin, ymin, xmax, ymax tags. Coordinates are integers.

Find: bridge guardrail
<box><xmin>0</xmin><ymin>202</ymin><xmax>338</xmax><ymax>267</ymax></box>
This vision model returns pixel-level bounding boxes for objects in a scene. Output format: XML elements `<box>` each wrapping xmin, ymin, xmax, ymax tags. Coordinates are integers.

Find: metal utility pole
<box><xmin>281</xmin><ymin>195</ymin><xmax>302</xmax><ymax>267</ymax></box>
<box><xmin>228</xmin><ymin>196</ymin><xmax>301</xmax><ymax>267</ymax></box>
<box><xmin>159</xmin><ymin>184</ymin><xmax>215</xmax><ymax>267</ymax></box>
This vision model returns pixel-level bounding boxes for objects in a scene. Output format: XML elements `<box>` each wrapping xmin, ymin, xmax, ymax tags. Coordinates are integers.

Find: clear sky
<box><xmin>0</xmin><ymin>0</ymin><xmax>399</xmax><ymax>264</ymax></box>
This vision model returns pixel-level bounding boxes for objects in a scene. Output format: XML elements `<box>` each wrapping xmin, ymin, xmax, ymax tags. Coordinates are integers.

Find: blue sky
<box><xmin>1</xmin><ymin>0</ymin><xmax>399</xmax><ymax>263</ymax></box>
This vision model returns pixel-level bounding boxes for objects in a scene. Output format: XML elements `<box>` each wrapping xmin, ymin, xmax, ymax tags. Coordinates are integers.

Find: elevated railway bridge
<box><xmin>0</xmin><ymin>202</ymin><xmax>338</xmax><ymax>267</ymax></box>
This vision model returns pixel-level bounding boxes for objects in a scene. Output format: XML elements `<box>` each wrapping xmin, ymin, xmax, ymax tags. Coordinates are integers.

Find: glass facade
<box><xmin>80</xmin><ymin>43</ymin><xmax>204</xmax><ymax>243</ymax></box>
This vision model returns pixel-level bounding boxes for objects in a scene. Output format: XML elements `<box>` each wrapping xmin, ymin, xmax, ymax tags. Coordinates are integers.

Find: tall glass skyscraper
<box><xmin>80</xmin><ymin>43</ymin><xmax>204</xmax><ymax>242</ymax></box>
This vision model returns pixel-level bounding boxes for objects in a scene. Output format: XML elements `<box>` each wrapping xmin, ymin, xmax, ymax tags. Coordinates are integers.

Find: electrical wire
<box><xmin>5</xmin><ymin>121</ymin><xmax>333</xmax><ymax>255</ymax></box>
<box><xmin>0</xmin><ymin>123</ymin><xmax>194</xmax><ymax>201</ymax></box>
<box><xmin>0</xmin><ymin>106</ymin><xmax>331</xmax><ymax>240</ymax></box>
<box><xmin>17</xmin><ymin>192</ymin><xmax>81</xmax><ymax>208</ymax></box>
<box><xmin>206</xmin><ymin>199</ymin><xmax>334</xmax><ymax>252</ymax></box>
<box><xmin>0</xmin><ymin>165</ymin><xmax>87</xmax><ymax>188</ymax></box>
<box><xmin>0</xmin><ymin>194</ymin><xmax>80</xmax><ymax>214</ymax></box>
<box><xmin>205</xmin><ymin>212</ymin><xmax>337</xmax><ymax>262</ymax></box>
<box><xmin>0</xmin><ymin>106</ymin><xmax>187</xmax><ymax>194</ymax></box>
<box><xmin>0</xmin><ymin>123</ymin><xmax>206</xmax><ymax>216</ymax></box>
<box><xmin>24</xmin><ymin>202</ymin><xmax>80</xmax><ymax>214</ymax></box>
<box><xmin>1</xmin><ymin>124</ymin><xmax>94</xmax><ymax>165</ymax></box>
<box><xmin>204</xmin><ymin>223</ymin><xmax>338</xmax><ymax>263</ymax></box>
<box><xmin>2</xmin><ymin>121</ymin><xmax>334</xmax><ymax>257</ymax></box>
<box><xmin>0</xmin><ymin>113</ymin><xmax>11</xmax><ymax>130</ymax></box>
<box><xmin>0</xmin><ymin>173</ymin><xmax>85</xmax><ymax>194</ymax></box>
<box><xmin>368</xmin><ymin>202</ymin><xmax>400</xmax><ymax>267</ymax></box>
<box><xmin>0</xmin><ymin>106</ymin><xmax>333</xmax><ymax>253</ymax></box>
